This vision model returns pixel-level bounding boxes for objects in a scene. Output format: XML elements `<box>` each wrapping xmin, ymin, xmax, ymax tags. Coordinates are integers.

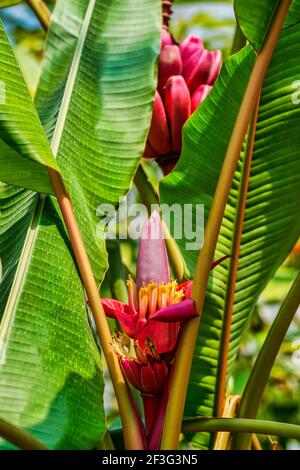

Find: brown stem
<box><xmin>25</xmin><ymin>0</ymin><xmax>51</xmax><ymax>31</ymax></box>
<box><xmin>162</xmin><ymin>0</ymin><xmax>174</xmax><ymax>29</ymax></box>
<box><xmin>160</xmin><ymin>0</ymin><xmax>292</xmax><ymax>450</ymax></box>
<box><xmin>214</xmin><ymin>93</ymin><xmax>261</xmax><ymax>418</ymax></box>
<box><xmin>47</xmin><ymin>168</ymin><xmax>144</xmax><ymax>450</ymax></box>
<box><xmin>0</xmin><ymin>417</ymin><xmax>47</xmax><ymax>450</ymax></box>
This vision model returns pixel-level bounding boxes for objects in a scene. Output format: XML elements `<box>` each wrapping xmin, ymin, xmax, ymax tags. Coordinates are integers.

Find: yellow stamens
<box><xmin>158</xmin><ymin>284</ymin><xmax>169</xmax><ymax>309</ymax></box>
<box><xmin>134</xmin><ymin>340</ymin><xmax>148</xmax><ymax>364</ymax></box>
<box><xmin>139</xmin><ymin>286</ymin><xmax>149</xmax><ymax>319</ymax></box>
<box><xmin>127</xmin><ymin>277</ymin><xmax>138</xmax><ymax>312</ymax></box>
<box><xmin>148</xmin><ymin>282</ymin><xmax>158</xmax><ymax>316</ymax></box>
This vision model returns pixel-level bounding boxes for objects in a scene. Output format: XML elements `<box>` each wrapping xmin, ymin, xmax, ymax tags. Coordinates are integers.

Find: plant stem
<box><xmin>182</xmin><ymin>417</ymin><xmax>300</xmax><ymax>441</ymax></box>
<box><xmin>0</xmin><ymin>417</ymin><xmax>47</xmax><ymax>450</ymax></box>
<box><xmin>25</xmin><ymin>0</ymin><xmax>51</xmax><ymax>30</ymax></box>
<box><xmin>213</xmin><ymin>395</ymin><xmax>240</xmax><ymax>450</ymax></box>
<box><xmin>233</xmin><ymin>270</ymin><xmax>300</xmax><ymax>449</ymax></box>
<box><xmin>47</xmin><ymin>168</ymin><xmax>144</xmax><ymax>450</ymax></box>
<box><xmin>160</xmin><ymin>0</ymin><xmax>292</xmax><ymax>450</ymax></box>
<box><xmin>214</xmin><ymin>94</ymin><xmax>261</xmax><ymax>418</ymax></box>
<box><xmin>251</xmin><ymin>434</ymin><xmax>262</xmax><ymax>450</ymax></box>
<box><xmin>231</xmin><ymin>22</ymin><xmax>247</xmax><ymax>55</ymax></box>
<box><xmin>134</xmin><ymin>165</ymin><xmax>188</xmax><ymax>281</ymax></box>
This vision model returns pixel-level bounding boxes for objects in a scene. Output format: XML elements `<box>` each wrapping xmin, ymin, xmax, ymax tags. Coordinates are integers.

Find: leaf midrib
<box><xmin>51</xmin><ymin>0</ymin><xmax>96</xmax><ymax>156</ymax></box>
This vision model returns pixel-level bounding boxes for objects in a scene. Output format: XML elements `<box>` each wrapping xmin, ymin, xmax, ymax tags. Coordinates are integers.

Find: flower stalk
<box><xmin>160</xmin><ymin>0</ymin><xmax>292</xmax><ymax>450</ymax></box>
<box><xmin>25</xmin><ymin>0</ymin><xmax>51</xmax><ymax>31</ymax></box>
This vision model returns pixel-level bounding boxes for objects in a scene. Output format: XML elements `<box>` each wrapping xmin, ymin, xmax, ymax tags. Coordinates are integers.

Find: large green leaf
<box><xmin>160</xmin><ymin>22</ymin><xmax>300</xmax><ymax>449</ymax></box>
<box><xmin>0</xmin><ymin>0</ymin><xmax>160</xmax><ymax>449</ymax></box>
<box><xmin>35</xmin><ymin>0</ymin><xmax>160</xmax><ymax>282</ymax></box>
<box><xmin>0</xmin><ymin>21</ymin><xmax>57</xmax><ymax>193</ymax></box>
<box><xmin>235</xmin><ymin>0</ymin><xmax>300</xmax><ymax>51</ymax></box>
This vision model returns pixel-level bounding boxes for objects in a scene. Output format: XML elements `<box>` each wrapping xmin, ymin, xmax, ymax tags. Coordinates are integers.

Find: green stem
<box><xmin>182</xmin><ymin>417</ymin><xmax>300</xmax><ymax>441</ymax></box>
<box><xmin>107</xmin><ymin>242</ymin><xmax>128</xmax><ymax>303</ymax></box>
<box><xmin>233</xmin><ymin>270</ymin><xmax>300</xmax><ymax>449</ymax></box>
<box><xmin>231</xmin><ymin>22</ymin><xmax>247</xmax><ymax>55</ymax></box>
<box><xmin>134</xmin><ymin>165</ymin><xmax>189</xmax><ymax>281</ymax></box>
<box><xmin>0</xmin><ymin>417</ymin><xmax>47</xmax><ymax>450</ymax></box>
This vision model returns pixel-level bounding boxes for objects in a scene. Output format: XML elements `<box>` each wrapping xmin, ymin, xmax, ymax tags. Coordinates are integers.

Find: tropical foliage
<box><xmin>0</xmin><ymin>0</ymin><xmax>299</xmax><ymax>451</ymax></box>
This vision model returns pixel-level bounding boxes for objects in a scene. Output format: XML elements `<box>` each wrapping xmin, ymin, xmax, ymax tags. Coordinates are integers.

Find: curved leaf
<box><xmin>0</xmin><ymin>0</ymin><xmax>160</xmax><ymax>448</ymax></box>
<box><xmin>0</xmin><ymin>195</ymin><xmax>105</xmax><ymax>450</ymax></box>
<box><xmin>160</xmin><ymin>22</ymin><xmax>300</xmax><ymax>449</ymax></box>
<box><xmin>0</xmin><ymin>21</ymin><xmax>57</xmax><ymax>193</ymax></box>
<box><xmin>235</xmin><ymin>0</ymin><xmax>300</xmax><ymax>51</ymax></box>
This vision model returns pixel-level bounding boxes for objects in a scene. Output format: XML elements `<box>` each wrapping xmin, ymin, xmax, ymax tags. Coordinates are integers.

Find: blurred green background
<box><xmin>1</xmin><ymin>0</ymin><xmax>299</xmax><ymax>450</ymax></box>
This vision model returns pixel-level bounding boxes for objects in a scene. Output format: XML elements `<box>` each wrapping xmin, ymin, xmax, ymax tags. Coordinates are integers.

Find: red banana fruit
<box><xmin>164</xmin><ymin>75</ymin><xmax>191</xmax><ymax>154</ymax></box>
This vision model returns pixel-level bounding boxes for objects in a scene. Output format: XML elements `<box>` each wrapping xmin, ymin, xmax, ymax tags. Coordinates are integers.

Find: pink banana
<box><xmin>179</xmin><ymin>34</ymin><xmax>204</xmax><ymax>67</ymax></box>
<box><xmin>164</xmin><ymin>75</ymin><xmax>191</xmax><ymax>154</ymax></box>
<box><xmin>183</xmin><ymin>49</ymin><xmax>213</xmax><ymax>95</ymax></box>
<box><xmin>158</xmin><ymin>45</ymin><xmax>182</xmax><ymax>95</ymax></box>
<box><xmin>191</xmin><ymin>84</ymin><xmax>212</xmax><ymax>113</ymax></box>
<box><xmin>161</xmin><ymin>28</ymin><xmax>173</xmax><ymax>49</ymax></box>
<box><xmin>207</xmin><ymin>49</ymin><xmax>222</xmax><ymax>85</ymax></box>
<box><xmin>147</xmin><ymin>91</ymin><xmax>170</xmax><ymax>156</ymax></box>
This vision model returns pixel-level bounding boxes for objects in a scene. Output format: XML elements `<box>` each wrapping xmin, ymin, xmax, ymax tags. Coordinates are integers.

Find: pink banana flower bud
<box><xmin>136</xmin><ymin>210</ymin><xmax>170</xmax><ymax>290</ymax></box>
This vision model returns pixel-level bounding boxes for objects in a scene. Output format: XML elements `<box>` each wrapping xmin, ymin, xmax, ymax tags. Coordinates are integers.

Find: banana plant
<box><xmin>0</xmin><ymin>0</ymin><xmax>300</xmax><ymax>451</ymax></box>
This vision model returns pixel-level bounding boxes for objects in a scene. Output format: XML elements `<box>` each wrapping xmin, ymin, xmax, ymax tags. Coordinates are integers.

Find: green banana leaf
<box><xmin>0</xmin><ymin>21</ymin><xmax>57</xmax><ymax>194</ymax></box>
<box><xmin>160</xmin><ymin>17</ymin><xmax>300</xmax><ymax>451</ymax></box>
<box><xmin>0</xmin><ymin>184</ymin><xmax>36</xmax><ymax>314</ymax></box>
<box><xmin>0</xmin><ymin>0</ymin><xmax>160</xmax><ymax>449</ymax></box>
<box><xmin>235</xmin><ymin>0</ymin><xmax>300</xmax><ymax>51</ymax></box>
